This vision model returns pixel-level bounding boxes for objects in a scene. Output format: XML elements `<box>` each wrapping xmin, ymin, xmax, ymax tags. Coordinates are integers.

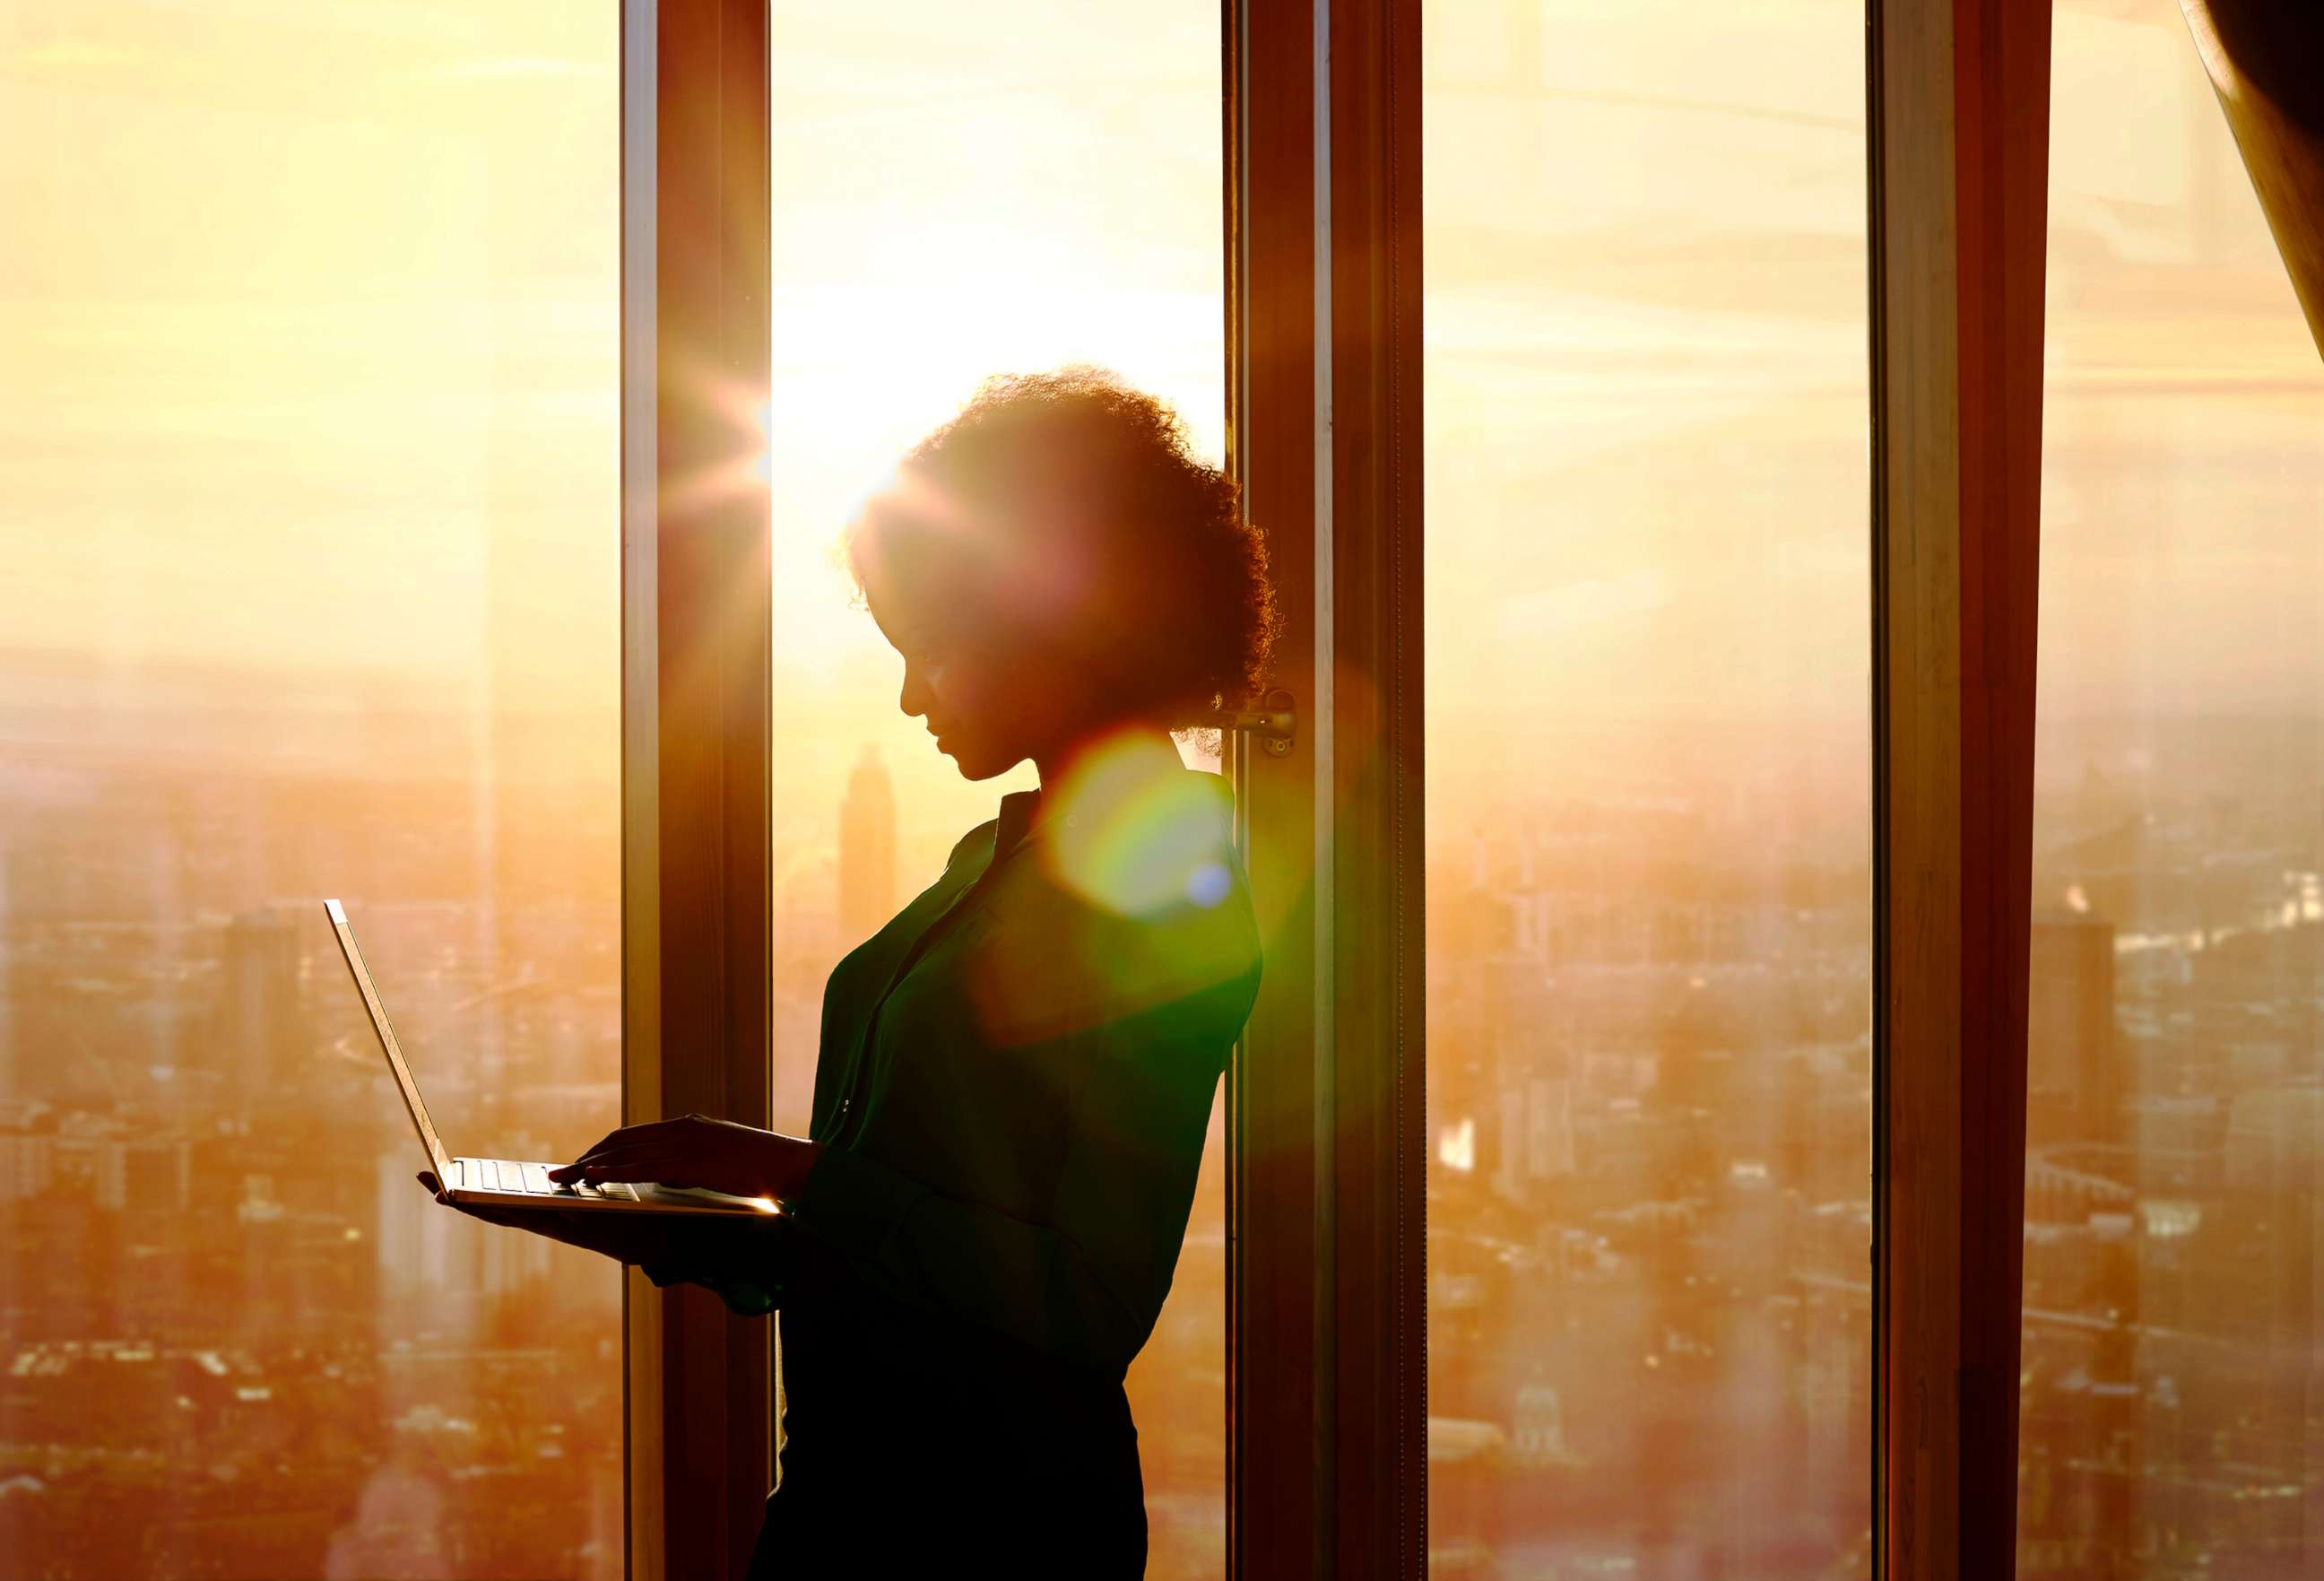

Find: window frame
<box><xmin>1226</xmin><ymin>2</ymin><xmax>1427</xmax><ymax>1577</ymax></box>
<box><xmin>620</xmin><ymin>3</ymin><xmax>776</xmax><ymax>1577</ymax></box>
<box><xmin>618</xmin><ymin>2</ymin><xmax>2062</xmax><ymax>1577</ymax></box>
<box><xmin>1866</xmin><ymin>2</ymin><xmax>2051</xmax><ymax>1576</ymax></box>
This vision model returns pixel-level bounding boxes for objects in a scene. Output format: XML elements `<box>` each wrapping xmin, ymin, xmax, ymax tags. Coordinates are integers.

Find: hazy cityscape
<box><xmin>5</xmin><ymin>0</ymin><xmax>2320</xmax><ymax>1578</ymax></box>
<box><xmin>1416</xmin><ymin>716</ymin><xmax>2324</xmax><ymax>1578</ymax></box>
<box><xmin>1422</xmin><ymin>741</ymin><xmax>1874</xmax><ymax>1576</ymax></box>
<box><xmin>1416</xmin><ymin>2</ymin><xmax>2324</xmax><ymax>1574</ymax></box>
<box><xmin>0</xmin><ymin>667</ymin><xmax>1236</xmax><ymax>1577</ymax></box>
<box><xmin>0</xmin><ymin>686</ymin><xmax>629</xmax><ymax>1578</ymax></box>
<box><xmin>2016</xmin><ymin>721</ymin><xmax>2324</xmax><ymax>1578</ymax></box>
<box><xmin>14</xmin><ymin>703</ymin><xmax>2319</xmax><ymax>1580</ymax></box>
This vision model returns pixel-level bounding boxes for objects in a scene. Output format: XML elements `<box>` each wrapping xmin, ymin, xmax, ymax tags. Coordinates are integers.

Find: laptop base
<box><xmin>442</xmin><ymin>1155</ymin><xmax>777</xmax><ymax>1218</ymax></box>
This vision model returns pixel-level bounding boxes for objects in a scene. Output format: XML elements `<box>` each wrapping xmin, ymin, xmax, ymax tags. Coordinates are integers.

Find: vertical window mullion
<box><xmin>1230</xmin><ymin>0</ymin><xmax>1426</xmax><ymax>1575</ymax></box>
<box><xmin>1227</xmin><ymin>1</ymin><xmax>1328</xmax><ymax>1573</ymax></box>
<box><xmin>1322</xmin><ymin>0</ymin><xmax>1427</xmax><ymax>1573</ymax></box>
<box><xmin>1868</xmin><ymin>2</ymin><xmax>2052</xmax><ymax>1575</ymax></box>
<box><xmin>619</xmin><ymin>3</ymin><xmax>662</xmax><ymax>1574</ymax></box>
<box><xmin>622</xmin><ymin>2</ymin><xmax>774</xmax><ymax>1578</ymax></box>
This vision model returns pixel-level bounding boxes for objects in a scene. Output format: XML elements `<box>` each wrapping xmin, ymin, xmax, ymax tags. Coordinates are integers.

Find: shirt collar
<box><xmin>993</xmin><ymin>788</ymin><xmax>1044</xmax><ymax>863</ymax></box>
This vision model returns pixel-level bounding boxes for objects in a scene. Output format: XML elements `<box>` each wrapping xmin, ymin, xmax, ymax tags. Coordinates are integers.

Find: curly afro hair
<box><xmin>846</xmin><ymin>367</ymin><xmax>1279</xmax><ymax>734</ymax></box>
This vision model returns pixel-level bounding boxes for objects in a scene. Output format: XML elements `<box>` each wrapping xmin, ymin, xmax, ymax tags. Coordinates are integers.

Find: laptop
<box><xmin>325</xmin><ymin>899</ymin><xmax>777</xmax><ymax>1219</ymax></box>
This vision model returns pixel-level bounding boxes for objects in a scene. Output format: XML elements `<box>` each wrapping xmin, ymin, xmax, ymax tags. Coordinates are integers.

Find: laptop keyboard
<box><xmin>470</xmin><ymin>1158</ymin><xmax>637</xmax><ymax>1200</ymax></box>
<box><xmin>461</xmin><ymin>1157</ymin><xmax>767</xmax><ymax>1212</ymax></box>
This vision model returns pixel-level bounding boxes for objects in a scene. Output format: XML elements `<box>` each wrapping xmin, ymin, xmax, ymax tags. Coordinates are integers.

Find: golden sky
<box><xmin>2</xmin><ymin>0</ymin><xmax>2317</xmax><ymax>838</ymax></box>
<box><xmin>1</xmin><ymin>3</ymin><xmax>620</xmax><ymax>697</ymax></box>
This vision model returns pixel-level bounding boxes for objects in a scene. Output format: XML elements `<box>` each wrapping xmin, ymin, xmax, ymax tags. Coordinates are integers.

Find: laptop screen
<box><xmin>324</xmin><ymin>899</ymin><xmax>455</xmax><ymax>1180</ymax></box>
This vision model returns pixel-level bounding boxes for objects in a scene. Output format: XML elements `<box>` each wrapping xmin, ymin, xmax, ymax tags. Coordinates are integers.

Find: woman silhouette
<box><xmin>424</xmin><ymin>368</ymin><xmax>1274</xmax><ymax>1577</ymax></box>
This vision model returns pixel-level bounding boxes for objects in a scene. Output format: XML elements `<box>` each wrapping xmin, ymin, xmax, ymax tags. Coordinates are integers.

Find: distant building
<box><xmin>1512</xmin><ymin>1374</ymin><xmax>1568</xmax><ymax>1464</ymax></box>
<box><xmin>222</xmin><ymin>908</ymin><xmax>305</xmax><ymax>1104</ymax></box>
<box><xmin>0</xmin><ymin>1130</ymin><xmax>56</xmax><ymax>1202</ymax></box>
<box><xmin>838</xmin><ymin>745</ymin><xmax>897</xmax><ymax>941</ymax></box>
<box><xmin>372</xmin><ymin>1149</ymin><xmax>550</xmax><ymax>1322</ymax></box>
<box><xmin>2223</xmin><ymin>1082</ymin><xmax>2324</xmax><ymax>1456</ymax></box>
<box><xmin>375</xmin><ymin>1151</ymin><xmax>454</xmax><ymax>1306</ymax></box>
<box><xmin>94</xmin><ymin>1139</ymin><xmax>191</xmax><ymax>1212</ymax></box>
<box><xmin>1492</xmin><ymin>1075</ymin><xmax>1574</xmax><ymax>1204</ymax></box>
<box><xmin>2027</xmin><ymin>911</ymin><xmax>2118</xmax><ymax>1147</ymax></box>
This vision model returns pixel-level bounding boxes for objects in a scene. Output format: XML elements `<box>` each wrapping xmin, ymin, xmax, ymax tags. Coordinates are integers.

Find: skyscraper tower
<box><xmin>222</xmin><ymin>908</ymin><xmax>304</xmax><ymax>1108</ymax></box>
<box><xmin>838</xmin><ymin>744</ymin><xmax>897</xmax><ymax>942</ymax></box>
<box><xmin>2026</xmin><ymin>909</ymin><xmax>2119</xmax><ymax>1147</ymax></box>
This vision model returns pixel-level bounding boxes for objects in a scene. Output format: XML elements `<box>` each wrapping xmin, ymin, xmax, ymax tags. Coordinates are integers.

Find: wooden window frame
<box><xmin>620</xmin><ymin>3</ymin><xmax>775</xmax><ymax>1577</ymax></box>
<box><xmin>1240</xmin><ymin>1</ymin><xmax>2060</xmax><ymax>1577</ymax></box>
<box><xmin>1869</xmin><ymin>2</ymin><xmax>2051</xmax><ymax>1577</ymax></box>
<box><xmin>616</xmin><ymin>2</ymin><xmax>2061</xmax><ymax>1577</ymax></box>
<box><xmin>1227</xmin><ymin>2</ymin><xmax>1426</xmax><ymax>1578</ymax></box>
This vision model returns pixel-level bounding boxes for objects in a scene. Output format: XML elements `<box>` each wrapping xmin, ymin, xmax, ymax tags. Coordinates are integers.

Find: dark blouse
<box><xmin>647</xmin><ymin>764</ymin><xmax>1261</xmax><ymax>1574</ymax></box>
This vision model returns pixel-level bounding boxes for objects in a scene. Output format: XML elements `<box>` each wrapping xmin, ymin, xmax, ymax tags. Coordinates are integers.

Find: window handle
<box><xmin>1210</xmin><ymin>689</ymin><xmax>1296</xmax><ymax>758</ymax></box>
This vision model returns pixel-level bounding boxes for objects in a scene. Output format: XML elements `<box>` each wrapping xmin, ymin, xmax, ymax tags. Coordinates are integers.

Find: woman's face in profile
<box><xmin>867</xmin><ymin>572</ymin><xmax>1071</xmax><ymax>782</ymax></box>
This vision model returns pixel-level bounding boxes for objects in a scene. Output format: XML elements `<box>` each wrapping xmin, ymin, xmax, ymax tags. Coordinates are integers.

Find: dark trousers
<box><xmin>759</xmin><ymin>1279</ymin><xmax>1149</xmax><ymax>1577</ymax></box>
<box><xmin>742</xmin><ymin>1424</ymin><xmax>1148</xmax><ymax>1577</ymax></box>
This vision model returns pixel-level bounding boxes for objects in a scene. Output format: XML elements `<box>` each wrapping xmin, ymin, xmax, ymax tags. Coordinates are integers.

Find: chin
<box><xmin>951</xmin><ymin>754</ymin><xmax>1014</xmax><ymax>783</ymax></box>
<box><xmin>938</xmin><ymin>741</ymin><xmax>1018</xmax><ymax>782</ymax></box>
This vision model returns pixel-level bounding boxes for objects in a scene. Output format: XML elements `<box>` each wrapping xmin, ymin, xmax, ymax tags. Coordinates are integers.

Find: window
<box><xmin>1421</xmin><ymin>0</ymin><xmax>1873</xmax><ymax>1568</ymax></box>
<box><xmin>2018</xmin><ymin>5</ymin><xmax>2324</xmax><ymax>1571</ymax></box>
<box><xmin>760</xmin><ymin>4</ymin><xmax>1228</xmax><ymax>1570</ymax></box>
<box><xmin>29</xmin><ymin>2</ymin><xmax>2281</xmax><ymax>1571</ymax></box>
<box><xmin>1</xmin><ymin>4</ymin><xmax>621</xmax><ymax>1574</ymax></box>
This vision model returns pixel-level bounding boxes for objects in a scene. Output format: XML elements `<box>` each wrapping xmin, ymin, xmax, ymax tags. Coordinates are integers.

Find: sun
<box><xmin>756</xmin><ymin>234</ymin><xmax>1227</xmax><ymax>673</ymax></box>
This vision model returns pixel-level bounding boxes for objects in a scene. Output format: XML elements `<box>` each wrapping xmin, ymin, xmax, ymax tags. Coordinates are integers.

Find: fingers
<box><xmin>552</xmin><ymin>1147</ymin><xmax>698</xmax><ymax>1186</ymax></box>
<box><xmin>561</xmin><ymin>1126</ymin><xmax>632</xmax><ymax>1171</ymax></box>
<box><xmin>417</xmin><ymin>1169</ymin><xmax>447</xmax><ymax>1204</ymax></box>
<box><xmin>552</xmin><ymin>1117</ymin><xmax>694</xmax><ymax>1179</ymax></box>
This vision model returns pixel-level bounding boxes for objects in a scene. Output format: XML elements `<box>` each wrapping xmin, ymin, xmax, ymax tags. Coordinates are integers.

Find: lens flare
<box><xmin>1038</xmin><ymin>731</ymin><xmax>1233</xmax><ymax>922</ymax></box>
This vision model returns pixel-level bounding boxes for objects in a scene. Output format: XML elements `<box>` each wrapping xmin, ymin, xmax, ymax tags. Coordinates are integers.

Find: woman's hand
<box><xmin>415</xmin><ymin>1170</ymin><xmax>699</xmax><ymax>1266</ymax></box>
<box><xmin>548</xmin><ymin>1114</ymin><xmax>824</xmax><ymax>1203</ymax></box>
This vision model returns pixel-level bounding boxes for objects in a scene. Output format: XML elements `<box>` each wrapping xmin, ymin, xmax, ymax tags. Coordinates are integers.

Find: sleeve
<box><xmin>637</xmin><ymin>1214</ymin><xmax>797</xmax><ymax>1317</ymax></box>
<box><xmin>789</xmin><ymin>964</ymin><xmax>1257</xmax><ymax>1379</ymax></box>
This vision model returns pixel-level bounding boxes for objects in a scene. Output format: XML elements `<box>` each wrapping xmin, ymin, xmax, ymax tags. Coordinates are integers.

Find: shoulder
<box><xmin>1045</xmin><ymin>768</ymin><xmax>1250</xmax><ymax>942</ymax></box>
<box><xmin>970</xmin><ymin>772</ymin><xmax>1260</xmax><ymax>1041</ymax></box>
<box><xmin>947</xmin><ymin>817</ymin><xmax>1000</xmax><ymax>870</ymax></box>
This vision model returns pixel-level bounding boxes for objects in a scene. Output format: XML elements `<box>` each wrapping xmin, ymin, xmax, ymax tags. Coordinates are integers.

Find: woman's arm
<box><xmin>416</xmin><ymin>1168</ymin><xmax>796</xmax><ymax>1313</ymax></box>
<box><xmin>414</xmin><ymin>1169</ymin><xmax>698</xmax><ymax>1264</ymax></box>
<box><xmin>555</xmin><ymin>873</ymin><xmax>1260</xmax><ymax>1360</ymax></box>
<box><xmin>550</xmin><ymin>1113</ymin><xmax>821</xmax><ymax>1201</ymax></box>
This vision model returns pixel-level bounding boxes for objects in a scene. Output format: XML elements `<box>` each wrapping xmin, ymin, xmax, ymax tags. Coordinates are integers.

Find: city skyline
<box><xmin>5</xmin><ymin>0</ymin><xmax>2320</xmax><ymax>1577</ymax></box>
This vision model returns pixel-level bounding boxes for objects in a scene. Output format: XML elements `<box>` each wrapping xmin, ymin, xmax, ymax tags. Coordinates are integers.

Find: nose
<box><xmin>898</xmin><ymin>659</ymin><xmax>932</xmax><ymax>722</ymax></box>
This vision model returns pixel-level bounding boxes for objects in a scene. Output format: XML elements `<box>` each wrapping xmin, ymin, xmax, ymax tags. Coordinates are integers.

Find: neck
<box><xmin>1030</xmin><ymin>725</ymin><xmax>1183</xmax><ymax>813</ymax></box>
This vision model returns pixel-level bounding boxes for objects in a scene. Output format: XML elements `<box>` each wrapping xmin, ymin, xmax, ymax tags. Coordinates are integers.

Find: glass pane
<box><xmin>1</xmin><ymin>5</ymin><xmax>621</xmax><ymax>1577</ymax></box>
<box><xmin>1422</xmin><ymin>1</ymin><xmax>1873</xmax><ymax>1571</ymax></box>
<box><xmin>2018</xmin><ymin>7</ymin><xmax>2324</xmax><ymax>1575</ymax></box>
<box><xmin>763</xmin><ymin>4</ymin><xmax>1226</xmax><ymax>1572</ymax></box>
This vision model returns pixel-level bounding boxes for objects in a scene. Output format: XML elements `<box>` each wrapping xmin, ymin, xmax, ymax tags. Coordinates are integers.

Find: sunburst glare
<box><xmin>1038</xmin><ymin>728</ymin><xmax>1235</xmax><ymax>921</ymax></box>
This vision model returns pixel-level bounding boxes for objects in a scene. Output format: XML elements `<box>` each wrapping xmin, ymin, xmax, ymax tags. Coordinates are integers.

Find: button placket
<box><xmin>827</xmin><ymin>843</ymin><xmax>1014</xmax><ymax>1146</ymax></box>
